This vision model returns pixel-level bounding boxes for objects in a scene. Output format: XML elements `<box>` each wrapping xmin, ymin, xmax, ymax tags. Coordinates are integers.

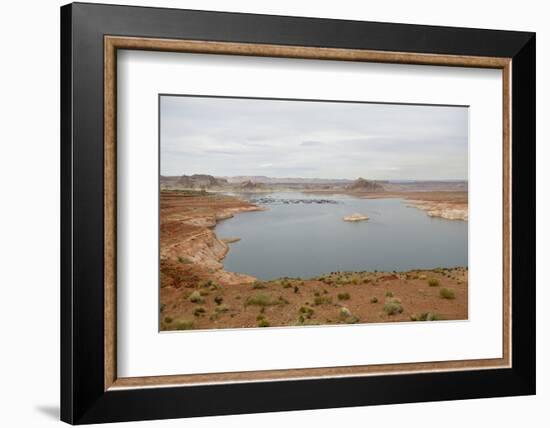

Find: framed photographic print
<box><xmin>60</xmin><ymin>2</ymin><xmax>536</xmax><ymax>424</ymax></box>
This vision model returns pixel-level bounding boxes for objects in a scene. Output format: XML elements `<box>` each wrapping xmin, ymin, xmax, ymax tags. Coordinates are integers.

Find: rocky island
<box><xmin>343</xmin><ymin>213</ymin><xmax>370</xmax><ymax>222</ymax></box>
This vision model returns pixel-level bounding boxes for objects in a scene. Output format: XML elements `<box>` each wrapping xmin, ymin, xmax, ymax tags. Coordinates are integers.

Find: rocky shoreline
<box><xmin>160</xmin><ymin>191</ymin><xmax>265</xmax><ymax>285</ymax></box>
<box><xmin>407</xmin><ymin>200</ymin><xmax>468</xmax><ymax>221</ymax></box>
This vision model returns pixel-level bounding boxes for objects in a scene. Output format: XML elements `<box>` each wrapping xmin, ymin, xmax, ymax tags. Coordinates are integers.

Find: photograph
<box><xmin>159</xmin><ymin>95</ymin><xmax>469</xmax><ymax>331</ymax></box>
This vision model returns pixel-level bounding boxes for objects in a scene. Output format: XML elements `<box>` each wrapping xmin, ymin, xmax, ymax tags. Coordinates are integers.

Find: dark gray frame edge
<box><xmin>60</xmin><ymin>2</ymin><xmax>535</xmax><ymax>424</ymax></box>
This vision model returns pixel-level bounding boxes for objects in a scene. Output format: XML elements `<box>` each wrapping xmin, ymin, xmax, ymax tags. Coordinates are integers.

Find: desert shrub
<box><xmin>252</xmin><ymin>281</ymin><xmax>266</xmax><ymax>289</ymax></box>
<box><xmin>193</xmin><ymin>307</ymin><xmax>206</xmax><ymax>317</ymax></box>
<box><xmin>164</xmin><ymin>316</ymin><xmax>173</xmax><ymax>324</ymax></box>
<box><xmin>339</xmin><ymin>307</ymin><xmax>352</xmax><ymax>319</ymax></box>
<box><xmin>410</xmin><ymin>312</ymin><xmax>442</xmax><ymax>321</ymax></box>
<box><xmin>258</xmin><ymin>319</ymin><xmax>270</xmax><ymax>327</ymax></box>
<box><xmin>178</xmin><ymin>256</ymin><xmax>192</xmax><ymax>264</ymax></box>
<box><xmin>245</xmin><ymin>293</ymin><xmax>278</xmax><ymax>307</ymax></box>
<box><xmin>214</xmin><ymin>296</ymin><xmax>223</xmax><ymax>305</ymax></box>
<box><xmin>209</xmin><ymin>282</ymin><xmax>220</xmax><ymax>291</ymax></box>
<box><xmin>314</xmin><ymin>291</ymin><xmax>320</xmax><ymax>297</ymax></box>
<box><xmin>160</xmin><ymin>303</ymin><xmax>166</xmax><ymax>313</ymax></box>
<box><xmin>293</xmin><ymin>286</ymin><xmax>299</xmax><ymax>293</ymax></box>
<box><xmin>313</xmin><ymin>296</ymin><xmax>333</xmax><ymax>306</ymax></box>
<box><xmin>278</xmin><ymin>296</ymin><xmax>289</xmax><ymax>305</ymax></box>
<box><xmin>370</xmin><ymin>297</ymin><xmax>378</xmax><ymax>304</ymax></box>
<box><xmin>337</xmin><ymin>292</ymin><xmax>351</xmax><ymax>301</ymax></box>
<box><xmin>383</xmin><ymin>299</ymin><xmax>404</xmax><ymax>315</ymax></box>
<box><xmin>188</xmin><ymin>290</ymin><xmax>204</xmax><ymax>303</ymax></box>
<box><xmin>299</xmin><ymin>306</ymin><xmax>314</xmax><ymax>319</ymax></box>
<box><xmin>172</xmin><ymin>319</ymin><xmax>194</xmax><ymax>330</ymax></box>
<box><xmin>214</xmin><ymin>304</ymin><xmax>229</xmax><ymax>313</ymax></box>
<box><xmin>440</xmin><ymin>288</ymin><xmax>456</xmax><ymax>299</ymax></box>
<box><xmin>339</xmin><ymin>307</ymin><xmax>359</xmax><ymax>324</ymax></box>
<box><xmin>296</xmin><ymin>316</ymin><xmax>321</xmax><ymax>326</ymax></box>
<box><xmin>385</xmin><ymin>291</ymin><xmax>394</xmax><ymax>298</ymax></box>
<box><xmin>428</xmin><ymin>278</ymin><xmax>440</xmax><ymax>287</ymax></box>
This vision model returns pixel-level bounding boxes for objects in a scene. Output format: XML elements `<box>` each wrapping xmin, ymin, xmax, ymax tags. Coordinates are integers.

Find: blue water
<box><xmin>215</xmin><ymin>192</ymin><xmax>467</xmax><ymax>280</ymax></box>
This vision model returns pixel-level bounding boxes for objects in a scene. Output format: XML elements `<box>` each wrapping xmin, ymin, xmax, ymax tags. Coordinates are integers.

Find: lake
<box><xmin>215</xmin><ymin>192</ymin><xmax>467</xmax><ymax>280</ymax></box>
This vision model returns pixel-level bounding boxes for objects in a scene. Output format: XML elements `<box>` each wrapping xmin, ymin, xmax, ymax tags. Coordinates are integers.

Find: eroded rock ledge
<box><xmin>407</xmin><ymin>200</ymin><xmax>468</xmax><ymax>221</ymax></box>
<box><xmin>160</xmin><ymin>191</ymin><xmax>264</xmax><ymax>285</ymax></box>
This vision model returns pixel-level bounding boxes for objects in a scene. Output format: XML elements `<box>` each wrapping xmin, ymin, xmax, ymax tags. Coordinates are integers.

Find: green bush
<box><xmin>245</xmin><ymin>293</ymin><xmax>279</xmax><ymax>307</ymax></box>
<box><xmin>189</xmin><ymin>290</ymin><xmax>204</xmax><ymax>303</ymax></box>
<box><xmin>313</xmin><ymin>296</ymin><xmax>333</xmax><ymax>306</ymax></box>
<box><xmin>299</xmin><ymin>306</ymin><xmax>314</xmax><ymax>319</ymax></box>
<box><xmin>278</xmin><ymin>296</ymin><xmax>289</xmax><ymax>305</ymax></box>
<box><xmin>252</xmin><ymin>281</ymin><xmax>266</xmax><ymax>289</ymax></box>
<box><xmin>178</xmin><ymin>256</ymin><xmax>192</xmax><ymax>264</ymax></box>
<box><xmin>172</xmin><ymin>319</ymin><xmax>194</xmax><ymax>330</ymax></box>
<box><xmin>193</xmin><ymin>307</ymin><xmax>206</xmax><ymax>317</ymax></box>
<box><xmin>370</xmin><ymin>297</ymin><xmax>378</xmax><ymax>304</ymax></box>
<box><xmin>385</xmin><ymin>291</ymin><xmax>394</xmax><ymax>298</ymax></box>
<box><xmin>440</xmin><ymin>288</ymin><xmax>456</xmax><ymax>299</ymax></box>
<box><xmin>337</xmin><ymin>292</ymin><xmax>351</xmax><ymax>301</ymax></box>
<box><xmin>214</xmin><ymin>296</ymin><xmax>223</xmax><ymax>305</ymax></box>
<box><xmin>258</xmin><ymin>319</ymin><xmax>270</xmax><ymax>327</ymax></box>
<box><xmin>214</xmin><ymin>304</ymin><xmax>229</xmax><ymax>313</ymax></box>
<box><xmin>164</xmin><ymin>316</ymin><xmax>173</xmax><ymax>324</ymax></box>
<box><xmin>339</xmin><ymin>307</ymin><xmax>359</xmax><ymax>324</ymax></box>
<box><xmin>383</xmin><ymin>299</ymin><xmax>404</xmax><ymax>315</ymax></box>
<box><xmin>428</xmin><ymin>278</ymin><xmax>440</xmax><ymax>287</ymax></box>
<box><xmin>410</xmin><ymin>312</ymin><xmax>442</xmax><ymax>321</ymax></box>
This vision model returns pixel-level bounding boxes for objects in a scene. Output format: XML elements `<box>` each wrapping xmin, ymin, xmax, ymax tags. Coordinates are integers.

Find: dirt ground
<box><xmin>160</xmin><ymin>190</ymin><xmax>468</xmax><ymax>331</ymax></box>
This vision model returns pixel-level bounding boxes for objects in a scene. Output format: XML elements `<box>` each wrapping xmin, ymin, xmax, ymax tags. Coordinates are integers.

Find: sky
<box><xmin>160</xmin><ymin>95</ymin><xmax>468</xmax><ymax>180</ymax></box>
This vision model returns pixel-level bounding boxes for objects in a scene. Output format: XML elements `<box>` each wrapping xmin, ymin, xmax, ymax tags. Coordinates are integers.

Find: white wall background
<box><xmin>0</xmin><ymin>0</ymin><xmax>545</xmax><ymax>426</ymax></box>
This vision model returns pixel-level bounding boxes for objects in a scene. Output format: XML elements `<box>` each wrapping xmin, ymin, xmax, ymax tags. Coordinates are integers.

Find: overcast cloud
<box><xmin>160</xmin><ymin>95</ymin><xmax>468</xmax><ymax>180</ymax></box>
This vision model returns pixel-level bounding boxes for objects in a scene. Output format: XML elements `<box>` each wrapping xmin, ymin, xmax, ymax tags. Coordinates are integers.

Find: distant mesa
<box><xmin>346</xmin><ymin>177</ymin><xmax>386</xmax><ymax>192</ymax></box>
<box><xmin>171</xmin><ymin>174</ymin><xmax>227</xmax><ymax>189</ymax></box>
<box><xmin>239</xmin><ymin>180</ymin><xmax>265</xmax><ymax>190</ymax></box>
<box><xmin>343</xmin><ymin>213</ymin><xmax>370</xmax><ymax>222</ymax></box>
